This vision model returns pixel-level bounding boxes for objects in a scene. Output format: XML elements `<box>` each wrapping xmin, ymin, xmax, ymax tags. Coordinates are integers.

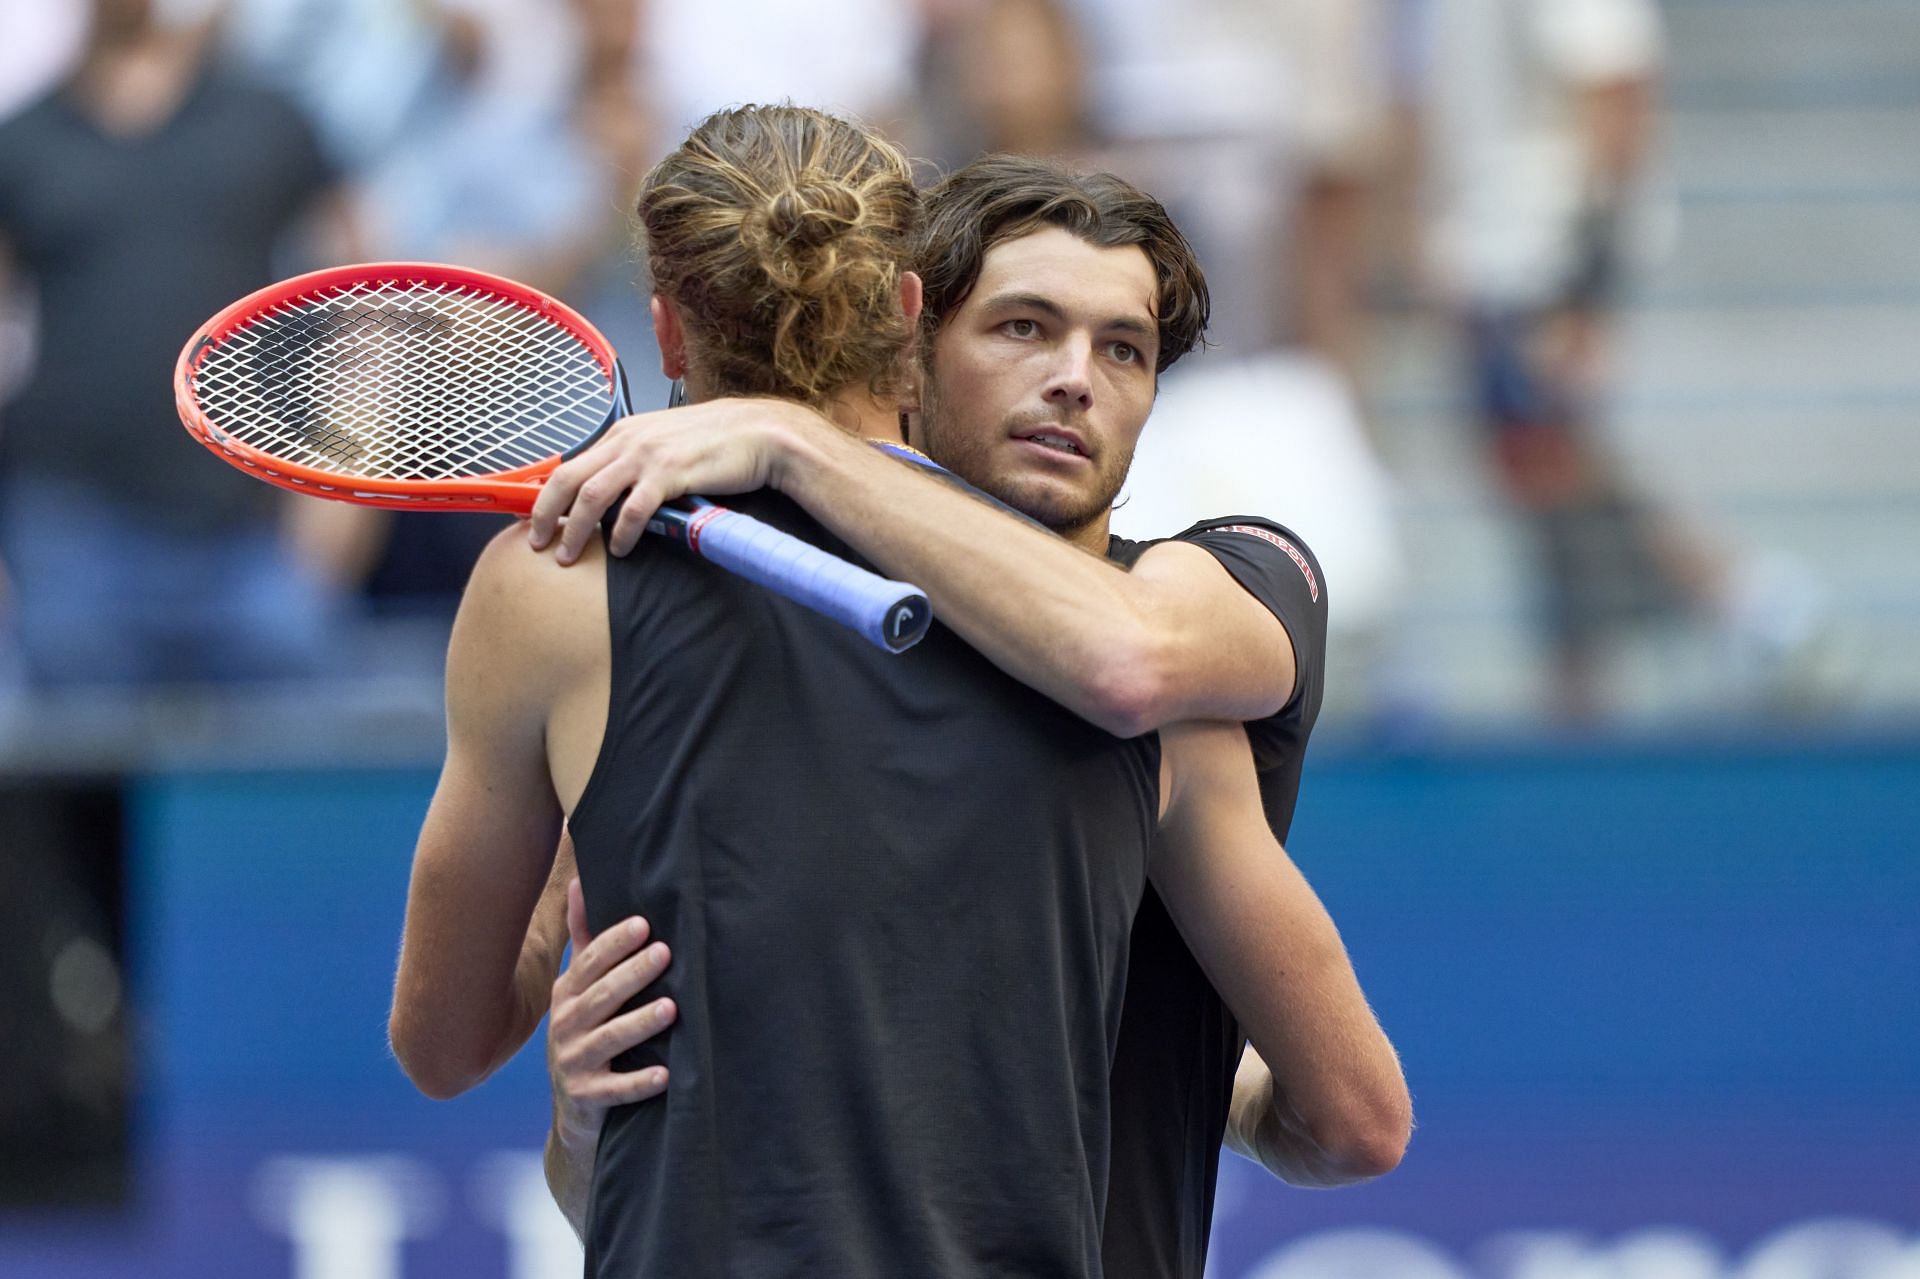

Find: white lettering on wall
<box><xmin>250</xmin><ymin>1156</ymin><xmax>442</xmax><ymax>1279</ymax></box>
<box><xmin>470</xmin><ymin>1152</ymin><xmax>586</xmax><ymax>1279</ymax></box>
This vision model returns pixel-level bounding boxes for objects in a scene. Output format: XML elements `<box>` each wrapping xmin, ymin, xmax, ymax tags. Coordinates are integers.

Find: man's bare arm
<box><xmin>1222</xmin><ymin>1044</ymin><xmax>1412</xmax><ymax>1188</ymax></box>
<box><xmin>389</xmin><ymin>533</ymin><xmax>582</xmax><ymax>1098</ymax></box>
<box><xmin>1153</xmin><ymin>721</ymin><xmax>1411</xmax><ymax>1186</ymax></box>
<box><xmin>525</xmin><ymin>402</ymin><xmax>1295</xmax><ymax>736</ymax></box>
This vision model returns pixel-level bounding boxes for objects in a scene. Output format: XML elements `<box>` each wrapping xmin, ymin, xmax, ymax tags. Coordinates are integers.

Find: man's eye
<box><xmin>1004</xmin><ymin>318</ymin><xmax>1039</xmax><ymax>338</ymax></box>
<box><xmin>1110</xmin><ymin>342</ymin><xmax>1140</xmax><ymax>365</ymax></box>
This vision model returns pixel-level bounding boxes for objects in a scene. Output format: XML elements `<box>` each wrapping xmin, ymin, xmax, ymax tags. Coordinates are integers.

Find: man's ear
<box><xmin>895</xmin><ymin>273</ymin><xmax>927</xmax><ymax>417</ymax></box>
<box><xmin>898</xmin><ymin>270</ymin><xmax>924</xmax><ymax>328</ymax></box>
<box><xmin>650</xmin><ymin>295</ymin><xmax>687</xmax><ymax>380</ymax></box>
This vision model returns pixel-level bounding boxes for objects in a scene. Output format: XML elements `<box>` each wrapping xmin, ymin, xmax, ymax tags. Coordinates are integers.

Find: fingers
<box><xmin>573</xmin><ymin>996</ymin><xmax>677</xmax><ymax>1072</ymax></box>
<box><xmin>531</xmin><ymin>404</ymin><xmax>777</xmax><ymax>563</ymax></box>
<box><xmin>569</xmin><ymin>941</ymin><xmax>671</xmax><ymax>1030</ymax></box>
<box><xmin>576</xmin><ymin>1064</ymin><xmax>669</xmax><ymax>1108</ymax></box>
<box><xmin>552</xmin><ymin>1054</ymin><xmax>669</xmax><ymax>1138</ymax></box>
<box><xmin>528</xmin><ymin>454</ymin><xmax>592</xmax><ymax>550</ymax></box>
<box><xmin>555</xmin><ymin>914</ymin><xmax>651</xmax><ymax>1001</ymax></box>
<box><xmin>607</xmin><ymin>481</ymin><xmax>663</xmax><ymax>558</ymax></box>
<box><xmin>558</xmin><ymin>473</ymin><xmax>661</xmax><ymax>566</ymax></box>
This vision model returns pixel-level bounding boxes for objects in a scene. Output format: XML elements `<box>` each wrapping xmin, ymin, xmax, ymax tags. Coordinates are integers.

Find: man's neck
<box><xmin>71</xmin><ymin>29</ymin><xmax>203</xmax><ymax>138</ymax></box>
<box><xmin>820</xmin><ymin>390</ymin><xmax>906</xmax><ymax>446</ymax></box>
<box><xmin>1057</xmin><ymin>512</ymin><xmax>1113</xmax><ymax>555</ymax></box>
<box><xmin>684</xmin><ymin>384</ymin><xmax>905</xmax><ymax>447</ymax></box>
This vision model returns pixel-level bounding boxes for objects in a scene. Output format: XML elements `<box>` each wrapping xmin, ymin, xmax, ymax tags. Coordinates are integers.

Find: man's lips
<box><xmin>1011</xmin><ymin>426</ymin><xmax>1090</xmax><ymax>459</ymax></box>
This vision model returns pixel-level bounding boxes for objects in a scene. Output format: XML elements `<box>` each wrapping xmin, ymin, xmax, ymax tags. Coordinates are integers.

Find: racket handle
<box><xmin>649</xmin><ymin>501</ymin><xmax>932</xmax><ymax>653</ymax></box>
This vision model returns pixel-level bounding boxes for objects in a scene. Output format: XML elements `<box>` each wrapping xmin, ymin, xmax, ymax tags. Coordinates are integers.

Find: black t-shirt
<box><xmin>569</xmin><ymin>489</ymin><xmax>1162</xmax><ymax>1278</ymax></box>
<box><xmin>0</xmin><ymin>69</ymin><xmax>336</xmax><ymax>532</ymax></box>
<box><xmin>1102</xmin><ymin>516</ymin><xmax>1329</xmax><ymax>1279</ymax></box>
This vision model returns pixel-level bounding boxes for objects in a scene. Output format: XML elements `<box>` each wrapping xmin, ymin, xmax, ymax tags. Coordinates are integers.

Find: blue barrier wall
<box><xmin>1</xmin><ymin>736</ymin><xmax>1915</xmax><ymax>1277</ymax></box>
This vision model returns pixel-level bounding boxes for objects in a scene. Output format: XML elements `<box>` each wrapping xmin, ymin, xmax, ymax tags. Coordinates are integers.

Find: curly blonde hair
<box><xmin>638</xmin><ymin>105</ymin><xmax>920</xmax><ymax>406</ymax></box>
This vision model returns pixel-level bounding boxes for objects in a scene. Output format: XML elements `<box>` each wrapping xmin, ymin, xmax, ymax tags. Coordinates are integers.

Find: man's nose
<box><xmin>1042</xmin><ymin>338</ymin><xmax>1094</xmax><ymax>411</ymax></box>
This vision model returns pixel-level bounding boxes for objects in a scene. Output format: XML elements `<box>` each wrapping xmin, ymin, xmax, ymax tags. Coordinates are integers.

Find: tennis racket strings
<box><xmin>189</xmin><ymin>279</ymin><xmax>615</xmax><ymax>483</ymax></box>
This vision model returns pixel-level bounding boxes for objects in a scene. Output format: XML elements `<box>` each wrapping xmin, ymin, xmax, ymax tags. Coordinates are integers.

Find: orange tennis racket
<box><xmin>174</xmin><ymin>262</ymin><xmax>930</xmax><ymax>652</ymax></box>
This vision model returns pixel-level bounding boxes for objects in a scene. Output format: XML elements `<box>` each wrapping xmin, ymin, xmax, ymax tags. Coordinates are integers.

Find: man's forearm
<box><xmin>544</xmin><ymin>1118</ymin><xmax>597</xmax><ymax>1243</ymax></box>
<box><xmin>1154</xmin><ymin>724</ymin><xmax>1411</xmax><ymax>1186</ymax></box>
<box><xmin>478</xmin><ymin>847</ymin><xmax>578</xmax><ymax>1076</ymax></box>
<box><xmin>776</xmin><ymin>420</ymin><xmax>1210</xmax><ymax>735</ymax></box>
<box><xmin>1226</xmin><ymin>1049</ymin><xmax>1395</xmax><ymax>1189</ymax></box>
<box><xmin>486</xmin><ymin>914</ymin><xmax>568</xmax><ymax>1074</ymax></box>
<box><xmin>1582</xmin><ymin>76</ymin><xmax>1657</xmax><ymax>194</ymax></box>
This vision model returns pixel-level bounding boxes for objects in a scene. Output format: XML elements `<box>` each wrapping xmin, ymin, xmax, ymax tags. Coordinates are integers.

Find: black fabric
<box><xmin>569</xmin><ymin>488</ymin><xmax>1161</xmax><ymax>1278</ymax></box>
<box><xmin>1102</xmin><ymin>516</ymin><xmax>1328</xmax><ymax>1279</ymax></box>
<box><xmin>0</xmin><ymin>70</ymin><xmax>336</xmax><ymax>534</ymax></box>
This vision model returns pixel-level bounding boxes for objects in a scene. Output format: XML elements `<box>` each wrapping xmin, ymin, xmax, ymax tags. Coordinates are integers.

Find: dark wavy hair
<box><xmin>914</xmin><ymin>155</ymin><xmax>1209</xmax><ymax>374</ymax></box>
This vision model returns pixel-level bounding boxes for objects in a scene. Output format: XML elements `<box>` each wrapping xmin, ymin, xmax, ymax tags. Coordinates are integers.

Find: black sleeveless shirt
<box><xmin>569</xmin><ymin>489</ymin><xmax>1160</xmax><ymax>1277</ymax></box>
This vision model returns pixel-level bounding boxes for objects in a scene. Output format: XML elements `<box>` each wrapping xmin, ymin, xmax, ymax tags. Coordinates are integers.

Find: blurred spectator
<box><xmin>917</xmin><ymin>0</ymin><xmax>1094</xmax><ymax>165</ymax></box>
<box><xmin>644</xmin><ymin>0</ymin><xmax>917</xmax><ymax>140</ymax></box>
<box><xmin>222</xmin><ymin>0</ymin><xmax>448</xmax><ymax>175</ymax></box>
<box><xmin>0</xmin><ymin>0</ymin><xmax>360</xmax><ymax>687</ymax></box>
<box><xmin>356</xmin><ymin>0</ymin><xmax>646</xmax><ymax>291</ymax></box>
<box><xmin>1272</xmin><ymin>0</ymin><xmax>1395</xmax><ymax>383</ymax></box>
<box><xmin>1057</xmin><ymin>0</ymin><xmax>1292</xmax><ymax>354</ymax></box>
<box><xmin>1409</xmin><ymin>0</ymin><xmax>1810</xmax><ymax>718</ymax></box>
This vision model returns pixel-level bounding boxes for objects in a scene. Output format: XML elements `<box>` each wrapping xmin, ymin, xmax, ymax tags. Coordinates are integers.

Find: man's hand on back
<box><xmin>549</xmin><ymin>878</ymin><xmax>677</xmax><ymax>1148</ymax></box>
<box><xmin>544</xmin><ymin>878</ymin><xmax>677</xmax><ymax>1240</ymax></box>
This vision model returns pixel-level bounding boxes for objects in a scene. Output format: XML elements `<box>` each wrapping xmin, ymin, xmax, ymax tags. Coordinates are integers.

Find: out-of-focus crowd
<box><xmin>0</xmin><ymin>0</ymin><xmax>1809</xmax><ymax>725</ymax></box>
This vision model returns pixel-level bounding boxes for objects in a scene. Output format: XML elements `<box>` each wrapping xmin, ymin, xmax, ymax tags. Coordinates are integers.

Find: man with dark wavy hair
<box><xmin>392</xmin><ymin>115</ymin><xmax>1404</xmax><ymax>1278</ymax></box>
<box><xmin>527</xmin><ymin>151</ymin><xmax>1408</xmax><ymax>1279</ymax></box>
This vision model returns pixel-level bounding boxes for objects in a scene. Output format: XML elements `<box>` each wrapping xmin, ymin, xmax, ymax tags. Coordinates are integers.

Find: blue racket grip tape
<box><xmin>650</xmin><ymin>501</ymin><xmax>931</xmax><ymax>653</ymax></box>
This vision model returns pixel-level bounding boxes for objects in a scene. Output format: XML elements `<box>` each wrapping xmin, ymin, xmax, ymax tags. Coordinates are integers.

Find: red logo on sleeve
<box><xmin>1217</xmin><ymin>525</ymin><xmax>1318</xmax><ymax>602</ymax></box>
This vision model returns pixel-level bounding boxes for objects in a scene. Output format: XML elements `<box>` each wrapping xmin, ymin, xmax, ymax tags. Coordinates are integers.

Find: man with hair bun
<box><xmin>391</xmin><ymin>107</ymin><xmax>1407</xmax><ymax>1277</ymax></box>
<box><xmin>532</xmin><ymin>147</ymin><xmax>1410</xmax><ymax>1276</ymax></box>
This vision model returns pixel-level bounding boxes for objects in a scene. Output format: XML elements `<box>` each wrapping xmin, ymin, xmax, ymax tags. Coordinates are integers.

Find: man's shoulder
<box><xmin>462</xmin><ymin>524</ymin><xmax>608</xmax><ymax>665</ymax></box>
<box><xmin>1120</xmin><ymin>514</ymin><xmax>1323</xmax><ymax>606</ymax></box>
<box><xmin>1173</xmin><ymin>515</ymin><xmax>1322</xmax><ymax>604</ymax></box>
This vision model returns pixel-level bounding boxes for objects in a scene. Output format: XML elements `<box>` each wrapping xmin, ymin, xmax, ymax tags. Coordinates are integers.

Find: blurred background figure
<box><xmin>916</xmin><ymin>0</ymin><xmax>1095</xmax><ymax>164</ymax></box>
<box><xmin>1406</xmin><ymin>0</ymin><xmax>1818</xmax><ymax>720</ymax></box>
<box><xmin>0</xmin><ymin>0</ymin><xmax>362</xmax><ymax>690</ymax></box>
<box><xmin>1270</xmin><ymin>0</ymin><xmax>1397</xmax><ymax>387</ymax></box>
<box><xmin>644</xmin><ymin>0</ymin><xmax>916</xmax><ymax>141</ymax></box>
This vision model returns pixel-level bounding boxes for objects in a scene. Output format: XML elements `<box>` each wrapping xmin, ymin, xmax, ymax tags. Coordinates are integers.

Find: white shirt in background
<box><xmin>644</xmin><ymin>0</ymin><xmax>919</xmax><ymax>136</ymax></box>
<box><xmin>1419</xmin><ymin>0</ymin><xmax>1666</xmax><ymax>307</ymax></box>
<box><xmin>1114</xmin><ymin>352</ymin><xmax>1406</xmax><ymax>635</ymax></box>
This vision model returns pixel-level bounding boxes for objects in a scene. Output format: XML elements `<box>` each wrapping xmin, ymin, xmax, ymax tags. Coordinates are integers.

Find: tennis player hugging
<box><xmin>388</xmin><ymin>103</ymin><xmax>1409</xmax><ymax>1279</ymax></box>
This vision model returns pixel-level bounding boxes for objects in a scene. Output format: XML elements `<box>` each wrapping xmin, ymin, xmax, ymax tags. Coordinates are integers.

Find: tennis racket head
<box><xmin>174</xmin><ymin>262</ymin><xmax>629</xmax><ymax>513</ymax></box>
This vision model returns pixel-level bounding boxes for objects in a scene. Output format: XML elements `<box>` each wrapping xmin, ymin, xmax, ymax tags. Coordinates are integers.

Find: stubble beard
<box><xmin>920</xmin><ymin>377</ymin><xmax>1133</xmax><ymax>538</ymax></box>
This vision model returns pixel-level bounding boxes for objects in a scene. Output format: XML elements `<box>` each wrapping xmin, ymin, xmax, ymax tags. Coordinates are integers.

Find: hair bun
<box><xmin>761</xmin><ymin>180</ymin><xmax>866</xmax><ymax>247</ymax></box>
<box><xmin>638</xmin><ymin>104</ymin><xmax>917</xmax><ymax>405</ymax></box>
